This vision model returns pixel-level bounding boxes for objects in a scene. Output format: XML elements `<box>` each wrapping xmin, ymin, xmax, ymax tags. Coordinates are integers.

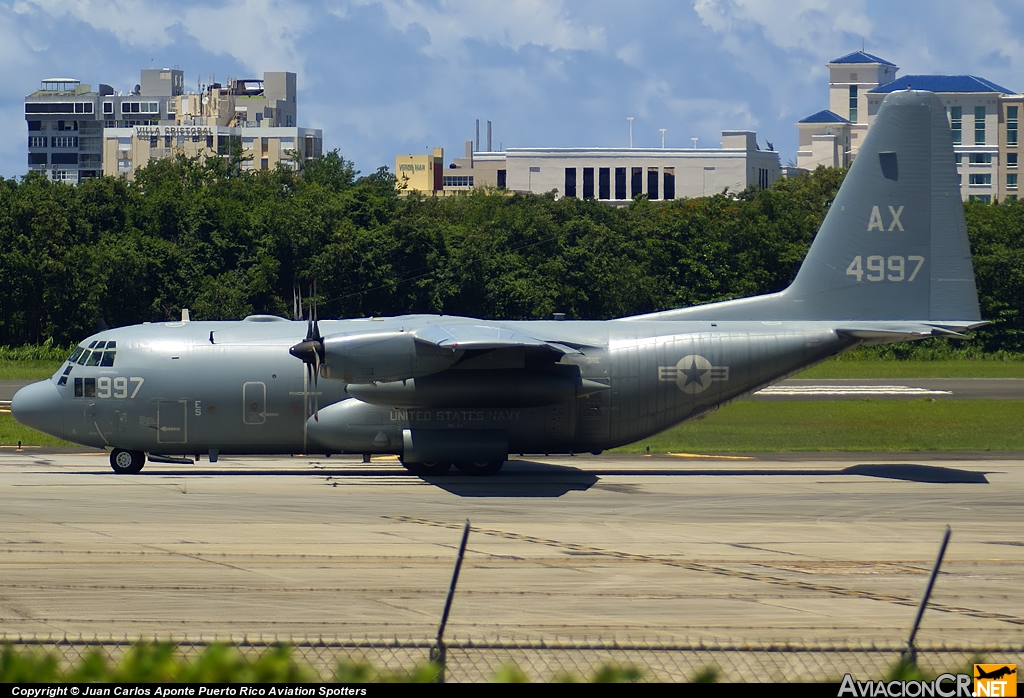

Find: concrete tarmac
<box><xmin>1</xmin><ymin>451</ymin><xmax>1022</xmax><ymax>645</ymax></box>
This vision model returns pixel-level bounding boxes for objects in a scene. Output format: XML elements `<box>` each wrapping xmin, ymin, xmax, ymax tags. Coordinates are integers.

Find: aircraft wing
<box><xmin>411</xmin><ymin>323</ymin><xmax>585</xmax><ymax>354</ymax></box>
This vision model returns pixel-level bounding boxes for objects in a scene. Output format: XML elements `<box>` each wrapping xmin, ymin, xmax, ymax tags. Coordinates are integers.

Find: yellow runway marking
<box><xmin>667</xmin><ymin>452</ymin><xmax>755</xmax><ymax>461</ymax></box>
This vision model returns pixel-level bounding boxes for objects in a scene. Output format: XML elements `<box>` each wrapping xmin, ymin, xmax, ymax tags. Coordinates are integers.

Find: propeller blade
<box><xmin>313</xmin><ymin>349</ymin><xmax>320</xmax><ymax>421</ymax></box>
<box><xmin>289</xmin><ymin>281</ymin><xmax>324</xmax><ymax>424</ymax></box>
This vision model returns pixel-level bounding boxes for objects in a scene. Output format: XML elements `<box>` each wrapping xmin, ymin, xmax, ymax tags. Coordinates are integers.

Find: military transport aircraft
<box><xmin>12</xmin><ymin>91</ymin><xmax>983</xmax><ymax>475</ymax></box>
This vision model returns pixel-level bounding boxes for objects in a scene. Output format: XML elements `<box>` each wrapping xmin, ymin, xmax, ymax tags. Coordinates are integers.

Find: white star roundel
<box><xmin>657</xmin><ymin>355</ymin><xmax>730</xmax><ymax>394</ymax></box>
<box><xmin>674</xmin><ymin>354</ymin><xmax>713</xmax><ymax>393</ymax></box>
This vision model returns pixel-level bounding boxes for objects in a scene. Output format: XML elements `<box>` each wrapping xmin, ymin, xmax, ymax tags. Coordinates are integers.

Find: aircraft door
<box><xmin>156</xmin><ymin>400</ymin><xmax>188</xmax><ymax>444</ymax></box>
<box><xmin>576</xmin><ymin>389</ymin><xmax>610</xmax><ymax>451</ymax></box>
<box><xmin>243</xmin><ymin>381</ymin><xmax>267</xmax><ymax>425</ymax></box>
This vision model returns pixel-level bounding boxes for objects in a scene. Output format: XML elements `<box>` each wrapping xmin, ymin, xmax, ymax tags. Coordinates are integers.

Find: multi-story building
<box><xmin>398</xmin><ymin>131</ymin><xmax>781</xmax><ymax>201</ymax></box>
<box><xmin>868</xmin><ymin>76</ymin><xmax>1015</xmax><ymax>202</ymax></box>
<box><xmin>797</xmin><ymin>51</ymin><xmax>1020</xmax><ymax>201</ymax></box>
<box><xmin>26</xmin><ymin>68</ymin><xmax>321</xmax><ymax>183</ymax></box>
<box><xmin>25</xmin><ymin>78</ymin><xmax>110</xmax><ymax>183</ymax></box>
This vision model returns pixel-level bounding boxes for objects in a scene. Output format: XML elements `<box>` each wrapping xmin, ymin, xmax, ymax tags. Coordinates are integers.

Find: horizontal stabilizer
<box><xmin>835</xmin><ymin>321</ymin><xmax>983</xmax><ymax>343</ymax></box>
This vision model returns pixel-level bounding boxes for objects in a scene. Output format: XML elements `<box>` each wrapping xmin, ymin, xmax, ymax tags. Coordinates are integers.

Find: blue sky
<box><xmin>2</xmin><ymin>0</ymin><xmax>1023</xmax><ymax>179</ymax></box>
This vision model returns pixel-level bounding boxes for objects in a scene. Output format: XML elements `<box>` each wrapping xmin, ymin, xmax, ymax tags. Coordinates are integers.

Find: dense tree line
<box><xmin>0</xmin><ymin>154</ymin><xmax>1021</xmax><ymax>353</ymax></box>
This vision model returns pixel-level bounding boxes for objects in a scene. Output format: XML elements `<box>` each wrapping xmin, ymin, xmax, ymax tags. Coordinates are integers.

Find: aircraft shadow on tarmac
<box><xmin>136</xmin><ymin>460</ymin><xmax>988</xmax><ymax>497</ymax></box>
<box><xmin>421</xmin><ymin>460</ymin><xmax>599</xmax><ymax>497</ymax></box>
<box><xmin>585</xmin><ymin>463</ymin><xmax>990</xmax><ymax>484</ymax></box>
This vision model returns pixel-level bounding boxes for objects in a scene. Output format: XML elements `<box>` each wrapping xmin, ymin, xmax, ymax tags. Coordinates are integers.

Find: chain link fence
<box><xmin>2</xmin><ymin>634</ymin><xmax>1016</xmax><ymax>682</ymax></box>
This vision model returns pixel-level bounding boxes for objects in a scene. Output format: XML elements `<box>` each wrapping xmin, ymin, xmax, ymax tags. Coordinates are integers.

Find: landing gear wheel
<box><xmin>454</xmin><ymin>460</ymin><xmax>504</xmax><ymax>476</ymax></box>
<box><xmin>110</xmin><ymin>449</ymin><xmax>146</xmax><ymax>474</ymax></box>
<box><xmin>401</xmin><ymin>460</ymin><xmax>452</xmax><ymax>476</ymax></box>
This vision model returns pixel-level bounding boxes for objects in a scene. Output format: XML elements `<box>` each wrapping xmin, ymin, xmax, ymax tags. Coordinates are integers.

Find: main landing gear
<box><xmin>110</xmin><ymin>448</ymin><xmax>146</xmax><ymax>474</ymax></box>
<box><xmin>400</xmin><ymin>460</ymin><xmax>505</xmax><ymax>476</ymax></box>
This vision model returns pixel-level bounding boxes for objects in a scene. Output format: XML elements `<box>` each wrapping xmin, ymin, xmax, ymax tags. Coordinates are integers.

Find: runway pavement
<box><xmin>1</xmin><ymin>451</ymin><xmax>1022</xmax><ymax>645</ymax></box>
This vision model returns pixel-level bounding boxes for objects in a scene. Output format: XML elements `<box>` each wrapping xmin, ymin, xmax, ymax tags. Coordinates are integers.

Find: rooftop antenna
<box><xmin>627</xmin><ymin>116</ymin><xmax>634</xmax><ymax>148</ymax></box>
<box><xmin>660</xmin><ymin>128</ymin><xmax>667</xmax><ymax>149</ymax></box>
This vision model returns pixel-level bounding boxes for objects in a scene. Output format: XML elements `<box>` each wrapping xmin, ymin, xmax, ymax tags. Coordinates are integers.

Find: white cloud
<box><xmin>693</xmin><ymin>0</ymin><xmax>871</xmax><ymax>57</ymax></box>
<box><xmin>352</xmin><ymin>0</ymin><xmax>606</xmax><ymax>56</ymax></box>
<box><xmin>20</xmin><ymin>0</ymin><xmax>313</xmax><ymax>75</ymax></box>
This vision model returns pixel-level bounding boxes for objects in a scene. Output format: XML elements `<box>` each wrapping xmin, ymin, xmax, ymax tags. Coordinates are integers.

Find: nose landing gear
<box><xmin>110</xmin><ymin>448</ymin><xmax>146</xmax><ymax>474</ymax></box>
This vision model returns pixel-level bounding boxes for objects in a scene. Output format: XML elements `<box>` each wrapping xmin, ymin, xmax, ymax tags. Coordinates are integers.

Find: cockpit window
<box><xmin>72</xmin><ymin>341</ymin><xmax>117</xmax><ymax>367</ymax></box>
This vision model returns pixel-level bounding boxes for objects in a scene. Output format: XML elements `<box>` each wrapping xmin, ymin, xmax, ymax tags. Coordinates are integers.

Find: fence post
<box><xmin>904</xmin><ymin>525</ymin><xmax>951</xmax><ymax>664</ymax></box>
<box><xmin>431</xmin><ymin>519</ymin><xmax>470</xmax><ymax>683</ymax></box>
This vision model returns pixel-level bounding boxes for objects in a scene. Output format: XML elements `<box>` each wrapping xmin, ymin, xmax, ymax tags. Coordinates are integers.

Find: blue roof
<box><xmin>798</xmin><ymin>110</ymin><xmax>851</xmax><ymax>124</ymax></box>
<box><xmin>870</xmin><ymin>75</ymin><xmax>1014</xmax><ymax>94</ymax></box>
<box><xmin>830</xmin><ymin>51</ymin><xmax>896</xmax><ymax>66</ymax></box>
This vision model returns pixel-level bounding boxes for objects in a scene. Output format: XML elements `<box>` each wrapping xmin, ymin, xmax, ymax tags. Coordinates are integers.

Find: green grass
<box><xmin>797</xmin><ymin>358</ymin><xmax>1024</xmax><ymax>379</ymax></box>
<box><xmin>0</xmin><ymin>360</ymin><xmax>62</xmax><ymax>381</ymax></box>
<box><xmin>0</xmin><ymin>414</ymin><xmax>75</xmax><ymax>447</ymax></box>
<box><xmin>615</xmin><ymin>399</ymin><xmax>1024</xmax><ymax>453</ymax></box>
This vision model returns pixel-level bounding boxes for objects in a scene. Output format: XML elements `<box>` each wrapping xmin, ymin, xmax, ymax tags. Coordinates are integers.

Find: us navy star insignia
<box><xmin>658</xmin><ymin>355</ymin><xmax>729</xmax><ymax>394</ymax></box>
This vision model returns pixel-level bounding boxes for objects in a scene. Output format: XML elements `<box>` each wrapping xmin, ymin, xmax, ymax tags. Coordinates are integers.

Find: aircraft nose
<box><xmin>11</xmin><ymin>380</ymin><xmax>64</xmax><ymax>440</ymax></box>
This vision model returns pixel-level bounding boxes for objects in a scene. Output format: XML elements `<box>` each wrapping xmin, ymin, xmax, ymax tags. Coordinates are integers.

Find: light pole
<box><xmin>691</xmin><ymin>137</ymin><xmax>698</xmax><ymax>149</ymax></box>
<box><xmin>660</xmin><ymin>128</ymin><xmax>666</xmax><ymax>149</ymax></box>
<box><xmin>627</xmin><ymin>117</ymin><xmax>634</xmax><ymax>148</ymax></box>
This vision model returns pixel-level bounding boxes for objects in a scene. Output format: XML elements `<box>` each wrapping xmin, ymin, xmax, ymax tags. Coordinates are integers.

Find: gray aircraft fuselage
<box><xmin>33</xmin><ymin>316</ymin><xmax>856</xmax><ymax>456</ymax></box>
<box><xmin>11</xmin><ymin>91</ymin><xmax>986</xmax><ymax>473</ymax></box>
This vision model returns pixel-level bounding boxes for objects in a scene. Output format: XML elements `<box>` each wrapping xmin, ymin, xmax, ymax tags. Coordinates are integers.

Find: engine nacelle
<box><xmin>320</xmin><ymin>331</ymin><xmax>458</xmax><ymax>384</ymax></box>
<box><xmin>305</xmin><ymin>398</ymin><xmax>509</xmax><ymax>464</ymax></box>
<box><xmin>306</xmin><ymin>398</ymin><xmax>401</xmax><ymax>453</ymax></box>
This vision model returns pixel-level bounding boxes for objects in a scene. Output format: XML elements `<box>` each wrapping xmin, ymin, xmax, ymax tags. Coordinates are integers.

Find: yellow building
<box><xmin>395</xmin><ymin>148</ymin><xmax>443</xmax><ymax>194</ymax></box>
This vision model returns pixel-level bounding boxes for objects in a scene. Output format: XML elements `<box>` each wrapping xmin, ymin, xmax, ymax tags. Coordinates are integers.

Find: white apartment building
<box><xmin>26</xmin><ymin>68</ymin><xmax>322</xmax><ymax>183</ymax></box>
<box><xmin>797</xmin><ymin>51</ymin><xmax>1019</xmax><ymax>202</ymax></box>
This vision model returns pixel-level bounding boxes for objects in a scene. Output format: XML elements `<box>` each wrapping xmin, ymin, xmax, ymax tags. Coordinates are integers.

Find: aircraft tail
<box><xmin>627</xmin><ymin>90</ymin><xmax>982</xmax><ymax>326</ymax></box>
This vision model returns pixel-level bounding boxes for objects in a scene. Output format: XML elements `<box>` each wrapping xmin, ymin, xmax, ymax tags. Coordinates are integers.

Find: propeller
<box><xmin>289</xmin><ymin>283</ymin><xmax>324</xmax><ymax>424</ymax></box>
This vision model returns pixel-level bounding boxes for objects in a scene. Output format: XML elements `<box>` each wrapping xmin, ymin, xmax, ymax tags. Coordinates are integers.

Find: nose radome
<box><xmin>11</xmin><ymin>380</ymin><xmax>64</xmax><ymax>440</ymax></box>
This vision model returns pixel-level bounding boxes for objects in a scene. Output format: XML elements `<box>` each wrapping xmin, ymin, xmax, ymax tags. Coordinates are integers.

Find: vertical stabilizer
<box><xmin>628</xmin><ymin>90</ymin><xmax>981</xmax><ymax>323</ymax></box>
<box><xmin>784</xmin><ymin>90</ymin><xmax>980</xmax><ymax>321</ymax></box>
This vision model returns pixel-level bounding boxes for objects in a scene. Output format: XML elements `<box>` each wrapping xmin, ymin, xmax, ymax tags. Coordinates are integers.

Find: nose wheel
<box><xmin>110</xmin><ymin>449</ymin><xmax>146</xmax><ymax>474</ymax></box>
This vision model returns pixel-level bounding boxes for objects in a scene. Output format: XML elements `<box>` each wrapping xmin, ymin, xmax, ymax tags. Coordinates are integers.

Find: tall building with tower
<box><xmin>797</xmin><ymin>50</ymin><xmax>1020</xmax><ymax>202</ymax></box>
